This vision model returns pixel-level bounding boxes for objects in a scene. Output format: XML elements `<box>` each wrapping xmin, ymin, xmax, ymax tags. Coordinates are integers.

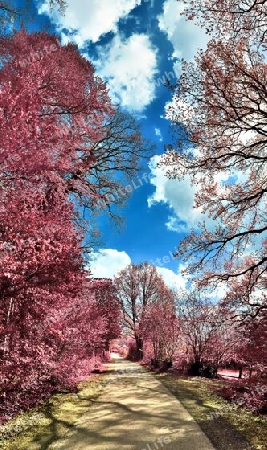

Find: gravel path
<box><xmin>49</xmin><ymin>357</ymin><xmax>215</xmax><ymax>450</ymax></box>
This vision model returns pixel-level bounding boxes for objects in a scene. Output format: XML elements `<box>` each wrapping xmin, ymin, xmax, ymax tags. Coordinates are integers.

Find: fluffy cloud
<box><xmin>148</xmin><ymin>154</ymin><xmax>233</xmax><ymax>233</ymax></box>
<box><xmin>158</xmin><ymin>0</ymin><xmax>208</xmax><ymax>63</ymax></box>
<box><xmin>88</xmin><ymin>248</ymin><xmax>187</xmax><ymax>291</ymax></box>
<box><xmin>88</xmin><ymin>249</ymin><xmax>131</xmax><ymax>279</ymax></box>
<box><xmin>148</xmin><ymin>155</ymin><xmax>203</xmax><ymax>232</ymax></box>
<box><xmin>156</xmin><ymin>265</ymin><xmax>187</xmax><ymax>290</ymax></box>
<box><xmin>94</xmin><ymin>34</ymin><xmax>158</xmax><ymax>111</ymax></box>
<box><xmin>39</xmin><ymin>0</ymin><xmax>142</xmax><ymax>45</ymax></box>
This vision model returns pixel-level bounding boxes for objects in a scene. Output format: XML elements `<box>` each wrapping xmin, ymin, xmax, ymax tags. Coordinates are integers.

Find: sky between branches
<box><xmin>13</xmin><ymin>0</ymin><xmax>224</xmax><ymax>293</ymax></box>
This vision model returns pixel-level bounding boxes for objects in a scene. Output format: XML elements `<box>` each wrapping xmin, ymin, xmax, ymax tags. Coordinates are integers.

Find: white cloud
<box><xmin>158</xmin><ymin>0</ymin><xmax>209</xmax><ymax>63</ymax></box>
<box><xmin>166</xmin><ymin>216</ymin><xmax>188</xmax><ymax>233</ymax></box>
<box><xmin>155</xmin><ymin>127</ymin><xmax>163</xmax><ymax>141</ymax></box>
<box><xmin>148</xmin><ymin>155</ymin><xmax>203</xmax><ymax>232</ymax></box>
<box><xmin>87</xmin><ymin>248</ymin><xmax>187</xmax><ymax>292</ymax></box>
<box><xmin>88</xmin><ymin>249</ymin><xmax>131</xmax><ymax>279</ymax></box>
<box><xmin>94</xmin><ymin>34</ymin><xmax>158</xmax><ymax>111</ymax></box>
<box><xmin>39</xmin><ymin>0</ymin><xmax>142</xmax><ymax>45</ymax></box>
<box><xmin>148</xmin><ymin>155</ymin><xmax>234</xmax><ymax>233</ymax></box>
<box><xmin>159</xmin><ymin>0</ymin><xmax>208</xmax><ymax>128</ymax></box>
<box><xmin>156</xmin><ymin>265</ymin><xmax>187</xmax><ymax>290</ymax></box>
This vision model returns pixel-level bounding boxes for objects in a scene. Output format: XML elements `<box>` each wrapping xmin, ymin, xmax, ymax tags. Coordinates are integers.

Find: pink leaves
<box><xmin>0</xmin><ymin>29</ymin><xmax>114</xmax><ymax>197</ymax></box>
<box><xmin>160</xmin><ymin>11</ymin><xmax>267</xmax><ymax>308</ymax></box>
<box><xmin>0</xmin><ymin>30</ymin><xmax>122</xmax><ymax>423</ymax></box>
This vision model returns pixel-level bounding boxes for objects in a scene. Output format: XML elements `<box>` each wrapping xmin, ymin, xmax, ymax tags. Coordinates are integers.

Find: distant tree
<box><xmin>114</xmin><ymin>263</ymin><xmax>170</xmax><ymax>359</ymax></box>
<box><xmin>141</xmin><ymin>285</ymin><xmax>178</xmax><ymax>365</ymax></box>
<box><xmin>174</xmin><ymin>288</ymin><xmax>266</xmax><ymax>379</ymax></box>
<box><xmin>240</xmin><ymin>311</ymin><xmax>267</xmax><ymax>377</ymax></box>
<box><xmin>85</xmin><ymin>278</ymin><xmax>122</xmax><ymax>352</ymax></box>
<box><xmin>176</xmin><ymin>290</ymin><xmax>234</xmax><ymax>376</ymax></box>
<box><xmin>221</xmin><ymin>278</ymin><xmax>267</xmax><ymax>377</ymax></box>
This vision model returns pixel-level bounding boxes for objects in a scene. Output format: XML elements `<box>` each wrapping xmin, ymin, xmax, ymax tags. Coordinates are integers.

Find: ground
<box><xmin>48</xmin><ymin>356</ymin><xmax>215</xmax><ymax>450</ymax></box>
<box><xmin>1</xmin><ymin>355</ymin><xmax>266</xmax><ymax>450</ymax></box>
<box><xmin>157</xmin><ymin>373</ymin><xmax>263</xmax><ymax>450</ymax></box>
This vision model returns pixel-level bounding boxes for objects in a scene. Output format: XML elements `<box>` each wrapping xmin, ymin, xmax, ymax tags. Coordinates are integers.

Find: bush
<box><xmin>210</xmin><ymin>378</ymin><xmax>267</xmax><ymax>415</ymax></box>
<box><xmin>126</xmin><ymin>339</ymin><xmax>140</xmax><ymax>361</ymax></box>
<box><xmin>187</xmin><ymin>361</ymin><xmax>218</xmax><ymax>378</ymax></box>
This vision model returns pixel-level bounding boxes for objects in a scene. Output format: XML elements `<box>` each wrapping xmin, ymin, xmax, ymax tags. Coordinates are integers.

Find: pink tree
<box><xmin>175</xmin><ymin>290</ymin><xmax>236</xmax><ymax>377</ymax></box>
<box><xmin>0</xmin><ymin>30</ymin><xmax>151</xmax><ymax>223</ymax></box>
<box><xmin>0</xmin><ymin>30</ymin><xmax>134</xmax><ymax>422</ymax></box>
<box><xmin>85</xmin><ymin>278</ymin><xmax>122</xmax><ymax>355</ymax></box>
<box><xmin>0</xmin><ymin>177</ymin><xmax>86</xmax><ymax>420</ymax></box>
<box><xmin>161</xmin><ymin>38</ymin><xmax>266</xmax><ymax>296</ymax></box>
<box><xmin>114</xmin><ymin>263</ymin><xmax>173</xmax><ymax>359</ymax></box>
<box><xmin>160</xmin><ymin>1</ymin><xmax>266</xmax><ymax>385</ymax></box>
<box><xmin>183</xmin><ymin>0</ymin><xmax>267</xmax><ymax>49</ymax></box>
<box><xmin>141</xmin><ymin>285</ymin><xmax>178</xmax><ymax>366</ymax></box>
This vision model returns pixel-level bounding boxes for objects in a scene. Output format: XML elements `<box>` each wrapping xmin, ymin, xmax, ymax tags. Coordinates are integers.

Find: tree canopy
<box><xmin>160</xmin><ymin>0</ymin><xmax>267</xmax><ymax>319</ymax></box>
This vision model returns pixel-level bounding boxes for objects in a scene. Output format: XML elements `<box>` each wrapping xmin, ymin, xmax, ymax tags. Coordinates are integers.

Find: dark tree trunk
<box><xmin>188</xmin><ymin>354</ymin><xmax>203</xmax><ymax>376</ymax></box>
<box><xmin>135</xmin><ymin>334</ymin><xmax>143</xmax><ymax>360</ymax></box>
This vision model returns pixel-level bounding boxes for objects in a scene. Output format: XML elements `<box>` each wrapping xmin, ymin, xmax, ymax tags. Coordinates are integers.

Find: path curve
<box><xmin>50</xmin><ymin>357</ymin><xmax>215</xmax><ymax>450</ymax></box>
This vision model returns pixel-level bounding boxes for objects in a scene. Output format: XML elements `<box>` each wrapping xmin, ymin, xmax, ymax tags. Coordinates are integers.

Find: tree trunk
<box><xmin>238</xmin><ymin>365</ymin><xmax>243</xmax><ymax>379</ymax></box>
<box><xmin>135</xmin><ymin>334</ymin><xmax>143</xmax><ymax>360</ymax></box>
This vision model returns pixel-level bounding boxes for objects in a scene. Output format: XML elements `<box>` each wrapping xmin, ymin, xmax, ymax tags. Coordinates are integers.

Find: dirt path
<box><xmin>49</xmin><ymin>357</ymin><xmax>215</xmax><ymax>450</ymax></box>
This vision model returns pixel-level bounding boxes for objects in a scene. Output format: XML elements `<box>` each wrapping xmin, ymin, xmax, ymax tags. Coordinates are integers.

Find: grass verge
<box><xmin>156</xmin><ymin>374</ymin><xmax>267</xmax><ymax>450</ymax></box>
<box><xmin>0</xmin><ymin>366</ymin><xmax>115</xmax><ymax>450</ymax></box>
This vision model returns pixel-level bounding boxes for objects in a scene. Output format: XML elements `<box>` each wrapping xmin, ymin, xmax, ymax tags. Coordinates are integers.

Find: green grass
<box><xmin>0</xmin><ymin>369</ymin><xmax>114</xmax><ymax>450</ymax></box>
<box><xmin>156</xmin><ymin>374</ymin><xmax>267</xmax><ymax>450</ymax></box>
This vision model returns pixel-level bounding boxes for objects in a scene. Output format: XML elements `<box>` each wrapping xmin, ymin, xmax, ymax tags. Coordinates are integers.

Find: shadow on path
<box><xmin>46</xmin><ymin>357</ymin><xmax>215</xmax><ymax>450</ymax></box>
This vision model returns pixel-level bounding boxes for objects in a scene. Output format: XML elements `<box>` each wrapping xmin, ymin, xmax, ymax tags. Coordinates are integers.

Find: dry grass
<box><xmin>156</xmin><ymin>374</ymin><xmax>267</xmax><ymax>450</ymax></box>
<box><xmin>0</xmin><ymin>369</ymin><xmax>114</xmax><ymax>450</ymax></box>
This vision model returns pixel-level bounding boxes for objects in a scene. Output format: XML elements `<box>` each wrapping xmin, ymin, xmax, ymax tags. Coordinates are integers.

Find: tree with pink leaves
<box><xmin>85</xmin><ymin>278</ymin><xmax>122</xmax><ymax>355</ymax></box>
<box><xmin>141</xmin><ymin>284</ymin><xmax>178</xmax><ymax>367</ymax></box>
<box><xmin>0</xmin><ymin>29</ymin><xmax>143</xmax><ymax>422</ymax></box>
<box><xmin>160</xmin><ymin>1</ymin><xmax>267</xmax><ymax>322</ymax></box>
<box><xmin>174</xmin><ymin>290</ymin><xmax>237</xmax><ymax>377</ymax></box>
<box><xmin>183</xmin><ymin>0</ymin><xmax>267</xmax><ymax>49</ymax></box>
<box><xmin>114</xmin><ymin>263</ymin><xmax>175</xmax><ymax>360</ymax></box>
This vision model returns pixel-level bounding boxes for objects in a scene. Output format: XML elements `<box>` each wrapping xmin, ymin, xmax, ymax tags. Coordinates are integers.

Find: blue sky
<box><xmin>14</xmin><ymin>0</ymin><xmax>211</xmax><ymax>289</ymax></box>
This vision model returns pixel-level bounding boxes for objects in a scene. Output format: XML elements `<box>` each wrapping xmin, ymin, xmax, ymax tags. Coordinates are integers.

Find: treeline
<box><xmin>0</xmin><ymin>28</ymin><xmax>148</xmax><ymax>423</ymax></box>
<box><xmin>115</xmin><ymin>262</ymin><xmax>266</xmax><ymax>414</ymax></box>
<box><xmin>157</xmin><ymin>0</ymin><xmax>267</xmax><ymax>413</ymax></box>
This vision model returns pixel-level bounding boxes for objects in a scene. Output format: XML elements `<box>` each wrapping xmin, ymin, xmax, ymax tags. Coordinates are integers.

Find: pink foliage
<box><xmin>141</xmin><ymin>287</ymin><xmax>178</xmax><ymax>364</ymax></box>
<box><xmin>210</xmin><ymin>378</ymin><xmax>267</xmax><ymax>415</ymax></box>
<box><xmin>0</xmin><ymin>30</ymin><xmax>120</xmax><ymax>424</ymax></box>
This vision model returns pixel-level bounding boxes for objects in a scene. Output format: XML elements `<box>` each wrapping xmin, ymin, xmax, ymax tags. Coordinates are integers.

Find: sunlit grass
<box><xmin>0</xmin><ymin>372</ymin><xmax>114</xmax><ymax>450</ymax></box>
